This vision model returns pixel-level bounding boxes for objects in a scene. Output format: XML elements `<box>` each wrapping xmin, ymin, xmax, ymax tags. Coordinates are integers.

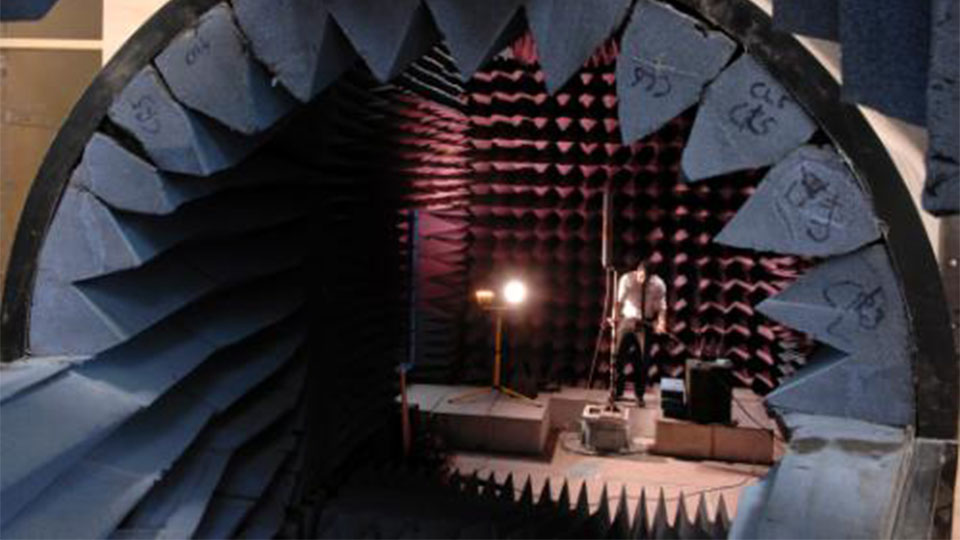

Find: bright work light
<box><xmin>503</xmin><ymin>280</ymin><xmax>527</xmax><ymax>305</ymax></box>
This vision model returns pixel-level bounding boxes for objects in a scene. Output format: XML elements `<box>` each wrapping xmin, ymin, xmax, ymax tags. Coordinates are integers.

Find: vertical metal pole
<box><xmin>493</xmin><ymin>311</ymin><xmax>503</xmax><ymax>388</ymax></box>
<box><xmin>407</xmin><ymin>210</ymin><xmax>419</xmax><ymax>367</ymax></box>
<box><xmin>401</xmin><ymin>210</ymin><xmax>417</xmax><ymax>459</ymax></box>
<box><xmin>609</xmin><ymin>270</ymin><xmax>619</xmax><ymax>406</ymax></box>
<box><xmin>602</xmin><ymin>180</ymin><xmax>613</xmax><ymax>270</ymax></box>
<box><xmin>400</xmin><ymin>366</ymin><xmax>411</xmax><ymax>457</ymax></box>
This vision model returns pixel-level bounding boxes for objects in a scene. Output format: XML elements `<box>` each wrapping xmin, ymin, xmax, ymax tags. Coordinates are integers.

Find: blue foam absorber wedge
<box><xmin>73</xmin><ymin>133</ymin><xmax>222</xmax><ymax>215</ymax></box>
<box><xmin>233</xmin><ymin>0</ymin><xmax>356</xmax><ymax>103</ymax></box>
<box><xmin>772</xmin><ymin>0</ymin><xmax>839</xmax><ymax>40</ymax></box>
<box><xmin>730</xmin><ymin>413</ymin><xmax>907</xmax><ymax>539</ymax></box>
<box><xmin>617</xmin><ymin>0</ymin><xmax>735</xmax><ymax>144</ymax></box>
<box><xmin>839</xmin><ymin>0</ymin><xmax>929</xmax><ymax>126</ymax></box>
<box><xmin>757</xmin><ymin>244</ymin><xmax>914</xmax><ymax>425</ymax></box>
<box><xmin>766</xmin><ymin>346</ymin><xmax>912</xmax><ymax>426</ymax></box>
<box><xmin>525</xmin><ymin>0</ymin><xmax>631</xmax><ymax>94</ymax></box>
<box><xmin>681</xmin><ymin>54</ymin><xmax>816</xmax><ymax>181</ymax></box>
<box><xmin>714</xmin><ymin>145</ymin><xmax>881</xmax><ymax>257</ymax></box>
<box><xmin>425</xmin><ymin>0</ymin><xmax>525</xmax><ymax>82</ymax></box>
<box><xmin>327</xmin><ymin>0</ymin><xmax>440</xmax><ymax>83</ymax></box>
<box><xmin>108</xmin><ymin>66</ymin><xmax>260</xmax><ymax>176</ymax></box>
<box><xmin>154</xmin><ymin>4</ymin><xmax>296</xmax><ymax>136</ymax></box>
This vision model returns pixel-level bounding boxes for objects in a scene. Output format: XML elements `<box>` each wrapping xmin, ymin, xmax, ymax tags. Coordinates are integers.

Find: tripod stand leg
<box><xmin>498</xmin><ymin>386</ymin><xmax>543</xmax><ymax>407</ymax></box>
<box><xmin>588</xmin><ymin>269</ymin><xmax>615</xmax><ymax>388</ymax></box>
<box><xmin>587</xmin><ymin>323</ymin><xmax>605</xmax><ymax>389</ymax></box>
<box><xmin>447</xmin><ymin>387</ymin><xmax>494</xmax><ymax>403</ymax></box>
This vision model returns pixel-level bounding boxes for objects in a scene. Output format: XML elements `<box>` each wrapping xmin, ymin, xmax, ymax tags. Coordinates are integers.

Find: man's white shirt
<box><xmin>617</xmin><ymin>271</ymin><xmax>667</xmax><ymax>322</ymax></box>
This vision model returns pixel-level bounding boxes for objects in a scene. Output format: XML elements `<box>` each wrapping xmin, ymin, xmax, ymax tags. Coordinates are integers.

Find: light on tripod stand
<box><xmin>450</xmin><ymin>279</ymin><xmax>540</xmax><ymax>407</ymax></box>
<box><xmin>502</xmin><ymin>280</ymin><xmax>528</xmax><ymax>305</ymax></box>
<box><xmin>475</xmin><ymin>289</ymin><xmax>495</xmax><ymax>308</ymax></box>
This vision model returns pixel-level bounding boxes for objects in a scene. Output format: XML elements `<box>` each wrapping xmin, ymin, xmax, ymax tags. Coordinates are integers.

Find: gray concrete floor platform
<box><xmin>404</xmin><ymin>383</ymin><xmax>784</xmax><ymax>525</ymax></box>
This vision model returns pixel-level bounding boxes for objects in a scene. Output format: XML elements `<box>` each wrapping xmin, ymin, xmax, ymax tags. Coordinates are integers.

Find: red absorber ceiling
<box><xmin>462</xmin><ymin>35</ymin><xmax>812</xmax><ymax>394</ymax></box>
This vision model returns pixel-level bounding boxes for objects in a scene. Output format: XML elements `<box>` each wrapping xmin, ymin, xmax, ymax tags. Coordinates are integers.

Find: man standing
<box><xmin>613</xmin><ymin>261</ymin><xmax>667</xmax><ymax>404</ymax></box>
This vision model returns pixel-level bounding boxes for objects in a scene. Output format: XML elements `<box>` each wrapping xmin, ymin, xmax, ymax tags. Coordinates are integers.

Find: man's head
<box><xmin>635</xmin><ymin>261</ymin><xmax>647</xmax><ymax>282</ymax></box>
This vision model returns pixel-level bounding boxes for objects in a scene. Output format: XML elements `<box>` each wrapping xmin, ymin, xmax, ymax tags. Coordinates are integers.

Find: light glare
<box><xmin>503</xmin><ymin>280</ymin><xmax>527</xmax><ymax>305</ymax></box>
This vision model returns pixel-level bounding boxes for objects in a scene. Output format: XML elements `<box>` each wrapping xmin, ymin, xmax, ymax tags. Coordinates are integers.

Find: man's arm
<box><xmin>612</xmin><ymin>273</ymin><xmax>628</xmax><ymax>323</ymax></box>
<box><xmin>655</xmin><ymin>306</ymin><xmax>667</xmax><ymax>333</ymax></box>
<box><xmin>652</xmin><ymin>277</ymin><xmax>668</xmax><ymax>333</ymax></box>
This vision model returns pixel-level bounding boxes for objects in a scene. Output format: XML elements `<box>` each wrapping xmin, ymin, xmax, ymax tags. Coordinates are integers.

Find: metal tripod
<box><xmin>448</xmin><ymin>307</ymin><xmax>542</xmax><ymax>407</ymax></box>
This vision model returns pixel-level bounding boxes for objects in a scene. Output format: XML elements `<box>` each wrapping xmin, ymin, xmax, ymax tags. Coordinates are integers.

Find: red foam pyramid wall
<box><xmin>461</xmin><ymin>35</ymin><xmax>812</xmax><ymax>394</ymax></box>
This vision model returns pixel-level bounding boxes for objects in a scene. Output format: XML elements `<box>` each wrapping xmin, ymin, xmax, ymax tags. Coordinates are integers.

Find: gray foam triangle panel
<box><xmin>525</xmin><ymin>0</ymin><xmax>631</xmax><ymax>94</ymax></box>
<box><xmin>714</xmin><ymin>145</ymin><xmax>881</xmax><ymax>257</ymax></box>
<box><xmin>233</xmin><ymin>0</ymin><xmax>356</xmax><ymax>103</ymax></box>
<box><xmin>617</xmin><ymin>0</ymin><xmax>735</xmax><ymax>144</ymax></box>
<box><xmin>327</xmin><ymin>0</ymin><xmax>441</xmax><ymax>83</ymax></box>
<box><xmin>425</xmin><ymin>0</ymin><xmax>526</xmax><ymax>82</ymax></box>
<box><xmin>154</xmin><ymin>4</ymin><xmax>297</xmax><ymax>135</ymax></box>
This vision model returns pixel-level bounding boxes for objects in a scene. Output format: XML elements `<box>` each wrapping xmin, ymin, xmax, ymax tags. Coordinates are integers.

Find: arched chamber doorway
<box><xmin>1</xmin><ymin>0</ymin><xmax>956</xmax><ymax>538</ymax></box>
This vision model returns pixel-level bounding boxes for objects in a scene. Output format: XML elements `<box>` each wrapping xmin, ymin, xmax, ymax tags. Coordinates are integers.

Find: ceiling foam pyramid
<box><xmin>461</xmin><ymin>33</ymin><xmax>814</xmax><ymax>394</ymax></box>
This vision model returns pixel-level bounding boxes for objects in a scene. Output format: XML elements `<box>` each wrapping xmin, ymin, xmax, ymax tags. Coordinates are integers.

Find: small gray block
<box><xmin>924</xmin><ymin>0</ymin><xmax>959</xmax><ymax>215</ymax></box>
<box><xmin>617</xmin><ymin>0</ymin><xmax>735</xmax><ymax>143</ymax></box>
<box><xmin>715</xmin><ymin>145</ymin><xmax>881</xmax><ymax>256</ymax></box>
<box><xmin>75</xmin><ymin>134</ymin><xmax>218</xmax><ymax>215</ymax></box>
<box><xmin>681</xmin><ymin>54</ymin><xmax>817</xmax><ymax>181</ymax></box>
<box><xmin>327</xmin><ymin>0</ymin><xmax>440</xmax><ymax>82</ymax></box>
<box><xmin>233</xmin><ymin>0</ymin><xmax>355</xmax><ymax>102</ymax></box>
<box><xmin>425</xmin><ymin>0</ymin><xmax>525</xmax><ymax>81</ymax></box>
<box><xmin>108</xmin><ymin>65</ymin><xmax>259</xmax><ymax>176</ymax></box>
<box><xmin>154</xmin><ymin>3</ymin><xmax>296</xmax><ymax>135</ymax></box>
<box><xmin>525</xmin><ymin>0</ymin><xmax>631</xmax><ymax>94</ymax></box>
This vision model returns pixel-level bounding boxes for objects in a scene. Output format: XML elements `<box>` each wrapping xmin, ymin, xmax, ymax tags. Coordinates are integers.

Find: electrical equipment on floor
<box><xmin>686</xmin><ymin>359</ymin><xmax>733</xmax><ymax>425</ymax></box>
<box><xmin>660</xmin><ymin>377</ymin><xmax>687</xmax><ymax>420</ymax></box>
<box><xmin>580</xmin><ymin>403</ymin><xmax>631</xmax><ymax>453</ymax></box>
